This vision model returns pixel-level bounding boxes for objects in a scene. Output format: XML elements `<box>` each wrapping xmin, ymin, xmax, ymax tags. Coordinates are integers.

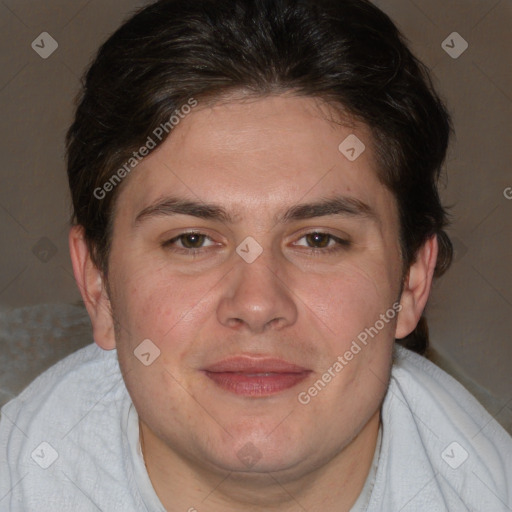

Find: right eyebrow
<box><xmin>134</xmin><ymin>197</ymin><xmax>236</xmax><ymax>227</ymax></box>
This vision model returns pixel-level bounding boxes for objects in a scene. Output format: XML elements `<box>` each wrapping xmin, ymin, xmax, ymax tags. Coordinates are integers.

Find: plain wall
<box><xmin>0</xmin><ymin>0</ymin><xmax>511</xmax><ymax>428</ymax></box>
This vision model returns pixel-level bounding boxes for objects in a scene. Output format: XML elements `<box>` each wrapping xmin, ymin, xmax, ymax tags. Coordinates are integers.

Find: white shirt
<box><xmin>0</xmin><ymin>343</ymin><xmax>511</xmax><ymax>511</ymax></box>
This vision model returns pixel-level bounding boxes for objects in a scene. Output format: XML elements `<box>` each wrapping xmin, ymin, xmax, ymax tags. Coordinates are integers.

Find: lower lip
<box><xmin>203</xmin><ymin>371</ymin><xmax>311</xmax><ymax>397</ymax></box>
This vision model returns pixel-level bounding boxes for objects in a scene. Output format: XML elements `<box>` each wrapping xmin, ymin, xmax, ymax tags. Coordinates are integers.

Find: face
<box><xmin>102</xmin><ymin>94</ymin><xmax>404</xmax><ymax>479</ymax></box>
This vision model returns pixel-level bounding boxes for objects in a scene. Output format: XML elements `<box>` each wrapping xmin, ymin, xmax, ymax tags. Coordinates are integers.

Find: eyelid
<box><xmin>290</xmin><ymin>226</ymin><xmax>351</xmax><ymax>243</ymax></box>
<box><xmin>293</xmin><ymin>233</ymin><xmax>346</xmax><ymax>246</ymax></box>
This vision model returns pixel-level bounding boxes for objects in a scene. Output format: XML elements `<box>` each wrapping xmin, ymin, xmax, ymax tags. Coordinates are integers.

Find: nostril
<box><xmin>227</xmin><ymin>318</ymin><xmax>244</xmax><ymax>328</ymax></box>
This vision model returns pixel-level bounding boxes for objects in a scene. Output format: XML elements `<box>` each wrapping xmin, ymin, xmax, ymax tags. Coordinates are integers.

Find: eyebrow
<box><xmin>135</xmin><ymin>197</ymin><xmax>235</xmax><ymax>226</ymax></box>
<box><xmin>281</xmin><ymin>196</ymin><xmax>376</xmax><ymax>223</ymax></box>
<box><xmin>134</xmin><ymin>195</ymin><xmax>377</xmax><ymax>227</ymax></box>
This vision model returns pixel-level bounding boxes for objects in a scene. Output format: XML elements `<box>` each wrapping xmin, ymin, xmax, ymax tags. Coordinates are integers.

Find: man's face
<box><xmin>105</xmin><ymin>95</ymin><xmax>403</xmax><ymax>478</ymax></box>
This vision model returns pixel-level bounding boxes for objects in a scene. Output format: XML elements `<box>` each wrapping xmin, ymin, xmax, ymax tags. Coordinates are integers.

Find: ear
<box><xmin>395</xmin><ymin>235</ymin><xmax>438</xmax><ymax>339</ymax></box>
<box><xmin>69</xmin><ymin>225</ymin><xmax>116</xmax><ymax>350</ymax></box>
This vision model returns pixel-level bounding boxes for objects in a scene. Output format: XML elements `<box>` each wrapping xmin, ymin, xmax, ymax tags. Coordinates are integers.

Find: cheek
<box><xmin>299</xmin><ymin>266</ymin><xmax>396</xmax><ymax>409</ymax></box>
<box><xmin>300</xmin><ymin>262</ymin><xmax>397</xmax><ymax>338</ymax></box>
<box><xmin>112</xmin><ymin>261</ymin><xmax>222</xmax><ymax>348</ymax></box>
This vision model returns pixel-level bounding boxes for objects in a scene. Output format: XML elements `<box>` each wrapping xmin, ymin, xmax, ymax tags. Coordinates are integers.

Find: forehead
<box><xmin>115</xmin><ymin>94</ymin><xmax>394</xmax><ymax>223</ymax></box>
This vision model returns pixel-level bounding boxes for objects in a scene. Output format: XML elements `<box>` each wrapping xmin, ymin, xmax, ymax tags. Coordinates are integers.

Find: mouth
<box><xmin>202</xmin><ymin>356</ymin><xmax>312</xmax><ymax>397</ymax></box>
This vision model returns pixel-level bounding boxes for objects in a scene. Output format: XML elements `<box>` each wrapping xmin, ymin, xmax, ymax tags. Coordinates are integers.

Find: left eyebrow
<box><xmin>133</xmin><ymin>194</ymin><xmax>378</xmax><ymax>227</ymax></box>
<box><xmin>278</xmin><ymin>196</ymin><xmax>378</xmax><ymax>223</ymax></box>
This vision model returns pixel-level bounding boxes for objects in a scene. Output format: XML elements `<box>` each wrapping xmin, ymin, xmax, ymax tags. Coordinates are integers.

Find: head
<box><xmin>67</xmin><ymin>0</ymin><xmax>452</xmax><ymax>483</ymax></box>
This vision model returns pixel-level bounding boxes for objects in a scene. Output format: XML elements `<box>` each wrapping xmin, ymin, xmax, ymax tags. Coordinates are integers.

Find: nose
<box><xmin>216</xmin><ymin>251</ymin><xmax>298</xmax><ymax>334</ymax></box>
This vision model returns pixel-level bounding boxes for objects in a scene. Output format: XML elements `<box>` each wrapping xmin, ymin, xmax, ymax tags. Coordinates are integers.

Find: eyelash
<box><xmin>161</xmin><ymin>231</ymin><xmax>351</xmax><ymax>257</ymax></box>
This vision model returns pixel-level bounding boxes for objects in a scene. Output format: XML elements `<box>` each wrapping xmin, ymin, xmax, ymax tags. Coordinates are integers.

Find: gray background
<box><xmin>0</xmin><ymin>0</ymin><xmax>511</xmax><ymax>433</ymax></box>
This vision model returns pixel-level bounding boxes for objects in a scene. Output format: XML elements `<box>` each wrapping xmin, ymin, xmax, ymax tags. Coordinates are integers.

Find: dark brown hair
<box><xmin>66</xmin><ymin>0</ymin><xmax>453</xmax><ymax>354</ymax></box>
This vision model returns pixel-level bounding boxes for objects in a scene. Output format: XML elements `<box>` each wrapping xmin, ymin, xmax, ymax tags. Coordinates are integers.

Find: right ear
<box><xmin>69</xmin><ymin>225</ymin><xmax>116</xmax><ymax>350</ymax></box>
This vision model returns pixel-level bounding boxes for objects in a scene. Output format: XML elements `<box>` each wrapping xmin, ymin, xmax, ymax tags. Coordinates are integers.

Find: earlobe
<box><xmin>395</xmin><ymin>235</ymin><xmax>438</xmax><ymax>339</ymax></box>
<box><xmin>69</xmin><ymin>225</ymin><xmax>116</xmax><ymax>350</ymax></box>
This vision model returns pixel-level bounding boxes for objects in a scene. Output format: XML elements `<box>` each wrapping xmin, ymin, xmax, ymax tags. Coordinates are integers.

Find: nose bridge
<box><xmin>216</xmin><ymin>247</ymin><xmax>298</xmax><ymax>332</ymax></box>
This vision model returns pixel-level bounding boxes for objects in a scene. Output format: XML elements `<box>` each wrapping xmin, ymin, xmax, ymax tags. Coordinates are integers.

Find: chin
<box><xmin>203</xmin><ymin>427</ymin><xmax>313</xmax><ymax>476</ymax></box>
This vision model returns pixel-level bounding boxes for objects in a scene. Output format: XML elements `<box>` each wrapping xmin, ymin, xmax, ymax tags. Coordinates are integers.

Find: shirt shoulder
<box><xmin>0</xmin><ymin>343</ymin><xmax>148</xmax><ymax>512</ymax></box>
<box><xmin>367</xmin><ymin>345</ymin><xmax>512</xmax><ymax>512</ymax></box>
<box><xmin>0</xmin><ymin>343</ymin><xmax>122</xmax><ymax>442</ymax></box>
<box><xmin>393</xmin><ymin>345</ymin><xmax>511</xmax><ymax>449</ymax></box>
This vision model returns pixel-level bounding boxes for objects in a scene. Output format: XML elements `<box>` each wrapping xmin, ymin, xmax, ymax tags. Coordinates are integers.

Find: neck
<box><xmin>139</xmin><ymin>410</ymin><xmax>381</xmax><ymax>512</ymax></box>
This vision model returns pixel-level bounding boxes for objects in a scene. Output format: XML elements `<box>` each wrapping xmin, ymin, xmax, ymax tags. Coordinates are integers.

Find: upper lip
<box><xmin>203</xmin><ymin>356</ymin><xmax>310</xmax><ymax>373</ymax></box>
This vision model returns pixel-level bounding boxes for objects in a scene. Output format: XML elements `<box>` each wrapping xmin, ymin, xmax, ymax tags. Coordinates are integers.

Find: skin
<box><xmin>70</xmin><ymin>94</ymin><xmax>437</xmax><ymax>511</ymax></box>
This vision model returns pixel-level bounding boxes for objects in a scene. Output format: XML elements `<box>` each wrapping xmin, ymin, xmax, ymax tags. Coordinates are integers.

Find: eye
<box><xmin>300</xmin><ymin>232</ymin><xmax>334</xmax><ymax>249</ymax></box>
<box><xmin>293</xmin><ymin>232</ymin><xmax>350</xmax><ymax>253</ymax></box>
<box><xmin>162</xmin><ymin>232</ymin><xmax>216</xmax><ymax>251</ymax></box>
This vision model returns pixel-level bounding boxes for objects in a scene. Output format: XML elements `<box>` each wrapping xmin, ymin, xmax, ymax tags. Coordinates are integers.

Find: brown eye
<box><xmin>304</xmin><ymin>232</ymin><xmax>331</xmax><ymax>248</ymax></box>
<box><xmin>293</xmin><ymin>231</ymin><xmax>351</xmax><ymax>255</ymax></box>
<box><xmin>179</xmin><ymin>233</ymin><xmax>207</xmax><ymax>249</ymax></box>
<box><xmin>162</xmin><ymin>232</ymin><xmax>215</xmax><ymax>251</ymax></box>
